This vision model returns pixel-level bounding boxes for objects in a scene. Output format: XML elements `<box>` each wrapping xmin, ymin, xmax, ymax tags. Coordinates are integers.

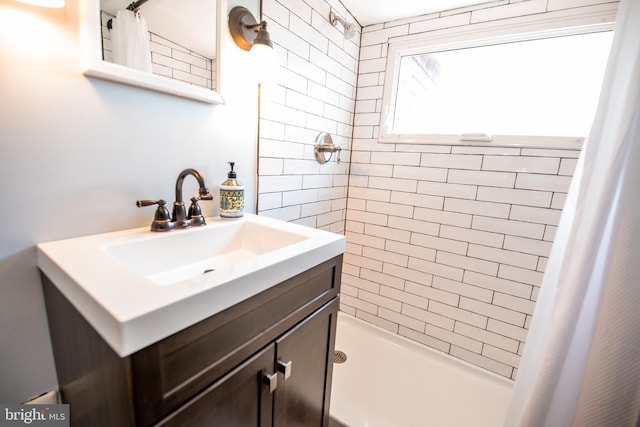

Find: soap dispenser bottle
<box><xmin>220</xmin><ymin>162</ymin><xmax>245</xmax><ymax>218</ymax></box>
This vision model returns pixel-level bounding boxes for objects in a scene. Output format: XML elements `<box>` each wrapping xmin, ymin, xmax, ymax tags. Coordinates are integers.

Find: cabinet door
<box><xmin>157</xmin><ymin>343</ymin><xmax>276</xmax><ymax>427</ymax></box>
<box><xmin>273</xmin><ymin>299</ymin><xmax>338</xmax><ymax>427</ymax></box>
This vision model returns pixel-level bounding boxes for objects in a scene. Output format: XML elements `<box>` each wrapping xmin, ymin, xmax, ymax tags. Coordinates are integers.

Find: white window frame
<box><xmin>379</xmin><ymin>6</ymin><xmax>617</xmax><ymax>149</ymax></box>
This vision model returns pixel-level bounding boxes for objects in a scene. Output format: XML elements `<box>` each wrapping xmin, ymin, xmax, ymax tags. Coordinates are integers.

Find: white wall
<box><xmin>0</xmin><ymin>0</ymin><xmax>258</xmax><ymax>402</ymax></box>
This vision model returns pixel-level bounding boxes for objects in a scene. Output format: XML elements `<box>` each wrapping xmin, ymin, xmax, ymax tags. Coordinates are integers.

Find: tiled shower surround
<box><xmin>259</xmin><ymin>0</ymin><xmax>617</xmax><ymax>379</ymax></box>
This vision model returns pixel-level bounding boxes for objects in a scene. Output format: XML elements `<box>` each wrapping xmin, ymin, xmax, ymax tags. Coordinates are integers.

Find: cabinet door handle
<box><xmin>277</xmin><ymin>360</ymin><xmax>293</xmax><ymax>380</ymax></box>
<box><xmin>263</xmin><ymin>371</ymin><xmax>278</xmax><ymax>393</ymax></box>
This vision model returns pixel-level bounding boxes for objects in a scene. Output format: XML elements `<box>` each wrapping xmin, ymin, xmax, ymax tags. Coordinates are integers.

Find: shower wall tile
<box><xmin>498</xmin><ymin>264</ymin><xmax>545</xmax><ymax>287</ymax></box>
<box><xmin>454</xmin><ymin>322</ymin><xmax>519</xmax><ymax>353</ymax></box>
<box><xmin>417</xmin><ymin>181</ymin><xmax>478</xmax><ymax>199</ymax></box>
<box><xmin>409</xmin><ymin>12</ymin><xmax>472</xmax><ymax>33</ymax></box>
<box><xmin>428</xmin><ymin>301</ymin><xmax>488</xmax><ymax>329</ymax></box>
<box><xmin>361</xmin><ymin>25</ymin><xmax>409</xmax><ymax>47</ymax></box>
<box><xmin>466</xmin><ymin>245</ymin><xmax>538</xmax><ymax>270</ymax></box>
<box><xmin>509</xmin><ymin>205</ymin><xmax>562</xmax><ymax>225</ymax></box>
<box><xmin>402</xmin><ymin>304</ymin><xmax>454</xmax><ymax>330</ymax></box>
<box><xmin>472</xmin><ymin>216</ymin><xmax>546</xmax><ymax>240</ymax></box>
<box><xmin>504</xmin><ymin>236</ymin><xmax>553</xmax><ymax>257</ymax></box>
<box><xmin>340</xmin><ymin>0</ymin><xmax>616</xmax><ymax>381</ymax></box>
<box><xmin>487</xmin><ymin>318</ymin><xmax>529</xmax><ymax>342</ymax></box>
<box><xmin>482</xmin><ymin>344</ymin><xmax>521</xmax><ymax>367</ymax></box>
<box><xmin>515</xmin><ymin>173</ymin><xmax>573</xmax><ymax>192</ymax></box>
<box><xmin>400</xmin><ymin>326</ymin><xmax>452</xmax><ymax>353</ymax></box>
<box><xmin>470</xmin><ymin>0</ymin><xmax>548</xmax><ymax>23</ymax></box>
<box><xmin>420</xmin><ymin>153</ymin><xmax>483</xmax><ymax>170</ymax></box>
<box><xmin>463</xmin><ymin>271</ymin><xmax>533</xmax><ymax>299</ymax></box>
<box><xmin>476</xmin><ymin>186</ymin><xmax>552</xmax><ymax>207</ymax></box>
<box><xmin>440</xmin><ymin>225</ymin><xmax>504</xmax><ymax>248</ymax></box>
<box><xmin>391</xmin><ymin>192</ymin><xmax>443</xmax><ymax>209</ymax></box>
<box><xmin>443</xmin><ymin>199</ymin><xmax>511</xmax><ymax>219</ymax></box>
<box><xmin>559</xmin><ymin>158</ymin><xmax>579</xmax><ymax>175</ymax></box>
<box><xmin>447</xmin><ymin>170</ymin><xmax>516</xmax><ymax>187</ymax></box>
<box><xmin>551</xmin><ymin>192</ymin><xmax>568</xmax><ymax>209</ymax></box>
<box><xmin>482</xmin><ymin>155</ymin><xmax>560</xmax><ymax>174</ymax></box>
<box><xmin>522</xmin><ymin>148</ymin><xmax>582</xmax><ymax>158</ymax></box>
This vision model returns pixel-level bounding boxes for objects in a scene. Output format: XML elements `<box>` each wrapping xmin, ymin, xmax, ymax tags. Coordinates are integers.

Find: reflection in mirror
<box><xmin>81</xmin><ymin>0</ymin><xmax>223</xmax><ymax>104</ymax></box>
<box><xmin>100</xmin><ymin>0</ymin><xmax>217</xmax><ymax>92</ymax></box>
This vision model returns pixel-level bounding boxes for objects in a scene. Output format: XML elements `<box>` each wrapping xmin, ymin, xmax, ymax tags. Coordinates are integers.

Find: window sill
<box><xmin>378</xmin><ymin>133</ymin><xmax>584</xmax><ymax>150</ymax></box>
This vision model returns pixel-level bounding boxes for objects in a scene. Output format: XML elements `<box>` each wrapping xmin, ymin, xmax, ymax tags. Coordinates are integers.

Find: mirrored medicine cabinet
<box><xmin>81</xmin><ymin>0</ymin><xmax>225</xmax><ymax>104</ymax></box>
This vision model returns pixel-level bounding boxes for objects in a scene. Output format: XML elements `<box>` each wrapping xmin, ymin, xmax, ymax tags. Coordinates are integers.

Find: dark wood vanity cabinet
<box><xmin>42</xmin><ymin>255</ymin><xmax>342</xmax><ymax>427</ymax></box>
<box><xmin>157</xmin><ymin>300</ymin><xmax>337</xmax><ymax>427</ymax></box>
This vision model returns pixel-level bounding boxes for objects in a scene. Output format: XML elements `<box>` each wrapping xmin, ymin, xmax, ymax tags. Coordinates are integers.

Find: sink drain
<box><xmin>203</xmin><ymin>269</ymin><xmax>216</xmax><ymax>274</ymax></box>
<box><xmin>334</xmin><ymin>350</ymin><xmax>347</xmax><ymax>364</ymax></box>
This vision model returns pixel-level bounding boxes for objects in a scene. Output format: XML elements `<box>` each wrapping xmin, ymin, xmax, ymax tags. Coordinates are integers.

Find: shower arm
<box><xmin>329</xmin><ymin>10</ymin><xmax>357</xmax><ymax>40</ymax></box>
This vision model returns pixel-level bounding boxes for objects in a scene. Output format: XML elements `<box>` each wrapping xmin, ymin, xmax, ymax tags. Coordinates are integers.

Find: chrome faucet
<box><xmin>136</xmin><ymin>168</ymin><xmax>213</xmax><ymax>232</ymax></box>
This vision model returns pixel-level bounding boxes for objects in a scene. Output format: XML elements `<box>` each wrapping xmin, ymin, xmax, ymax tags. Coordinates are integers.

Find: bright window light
<box><xmin>383</xmin><ymin>28</ymin><xmax>614</xmax><ymax>147</ymax></box>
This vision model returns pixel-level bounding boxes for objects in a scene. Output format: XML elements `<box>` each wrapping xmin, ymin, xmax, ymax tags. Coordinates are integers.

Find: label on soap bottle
<box><xmin>220</xmin><ymin>186</ymin><xmax>244</xmax><ymax>218</ymax></box>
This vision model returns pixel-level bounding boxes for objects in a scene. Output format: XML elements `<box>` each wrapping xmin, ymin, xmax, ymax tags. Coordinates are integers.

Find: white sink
<box><xmin>37</xmin><ymin>214</ymin><xmax>345</xmax><ymax>357</ymax></box>
<box><xmin>103</xmin><ymin>218</ymin><xmax>309</xmax><ymax>286</ymax></box>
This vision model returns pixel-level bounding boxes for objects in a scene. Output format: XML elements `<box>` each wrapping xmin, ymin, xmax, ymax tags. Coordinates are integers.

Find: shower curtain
<box><xmin>503</xmin><ymin>0</ymin><xmax>640</xmax><ymax>426</ymax></box>
<box><xmin>111</xmin><ymin>9</ymin><xmax>152</xmax><ymax>73</ymax></box>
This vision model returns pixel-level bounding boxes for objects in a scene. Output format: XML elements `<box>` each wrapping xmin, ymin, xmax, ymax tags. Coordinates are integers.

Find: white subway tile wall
<box><xmin>342</xmin><ymin>0</ymin><xmax>616</xmax><ymax>380</ymax></box>
<box><xmin>258</xmin><ymin>0</ymin><xmax>361</xmax><ymax>233</ymax></box>
<box><xmin>259</xmin><ymin>0</ymin><xmax>617</xmax><ymax>379</ymax></box>
<box><xmin>100</xmin><ymin>12</ymin><xmax>215</xmax><ymax>91</ymax></box>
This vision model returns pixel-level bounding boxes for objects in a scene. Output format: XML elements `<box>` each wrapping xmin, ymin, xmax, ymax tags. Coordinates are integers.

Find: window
<box><xmin>381</xmin><ymin>21</ymin><xmax>614</xmax><ymax>148</ymax></box>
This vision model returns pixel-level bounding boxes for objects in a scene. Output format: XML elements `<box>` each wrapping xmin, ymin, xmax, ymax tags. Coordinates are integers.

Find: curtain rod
<box><xmin>107</xmin><ymin>0</ymin><xmax>151</xmax><ymax>30</ymax></box>
<box><xmin>126</xmin><ymin>0</ymin><xmax>149</xmax><ymax>12</ymax></box>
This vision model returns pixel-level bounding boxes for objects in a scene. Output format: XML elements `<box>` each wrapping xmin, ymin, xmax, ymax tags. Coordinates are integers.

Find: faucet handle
<box><xmin>136</xmin><ymin>199</ymin><xmax>175</xmax><ymax>232</ymax></box>
<box><xmin>188</xmin><ymin>197</ymin><xmax>208</xmax><ymax>226</ymax></box>
<box><xmin>136</xmin><ymin>199</ymin><xmax>163</xmax><ymax>207</ymax></box>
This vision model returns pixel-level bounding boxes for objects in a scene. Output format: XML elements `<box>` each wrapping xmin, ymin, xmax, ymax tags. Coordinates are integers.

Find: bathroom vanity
<box><xmin>37</xmin><ymin>214</ymin><xmax>345</xmax><ymax>426</ymax></box>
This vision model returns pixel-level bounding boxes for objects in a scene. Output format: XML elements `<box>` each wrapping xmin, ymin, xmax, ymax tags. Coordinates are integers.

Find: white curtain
<box><xmin>503</xmin><ymin>0</ymin><xmax>640</xmax><ymax>425</ymax></box>
<box><xmin>111</xmin><ymin>9</ymin><xmax>152</xmax><ymax>73</ymax></box>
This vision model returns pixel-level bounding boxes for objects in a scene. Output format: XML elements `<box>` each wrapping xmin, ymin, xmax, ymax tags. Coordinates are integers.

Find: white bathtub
<box><xmin>330</xmin><ymin>313</ymin><xmax>513</xmax><ymax>427</ymax></box>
